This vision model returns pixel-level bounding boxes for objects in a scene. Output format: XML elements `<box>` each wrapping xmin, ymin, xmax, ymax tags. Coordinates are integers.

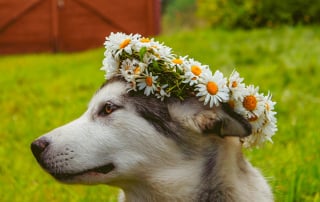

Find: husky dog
<box><xmin>31</xmin><ymin>77</ymin><xmax>273</xmax><ymax>202</ymax></box>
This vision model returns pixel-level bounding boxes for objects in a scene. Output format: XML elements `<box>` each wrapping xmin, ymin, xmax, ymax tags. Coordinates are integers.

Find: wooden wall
<box><xmin>0</xmin><ymin>0</ymin><xmax>161</xmax><ymax>54</ymax></box>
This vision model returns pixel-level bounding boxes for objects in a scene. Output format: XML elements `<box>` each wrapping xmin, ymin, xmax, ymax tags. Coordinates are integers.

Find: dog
<box><xmin>31</xmin><ymin>76</ymin><xmax>273</xmax><ymax>201</ymax></box>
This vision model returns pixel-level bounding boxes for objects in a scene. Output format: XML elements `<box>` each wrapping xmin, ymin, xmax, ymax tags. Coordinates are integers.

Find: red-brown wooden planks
<box><xmin>0</xmin><ymin>0</ymin><xmax>160</xmax><ymax>54</ymax></box>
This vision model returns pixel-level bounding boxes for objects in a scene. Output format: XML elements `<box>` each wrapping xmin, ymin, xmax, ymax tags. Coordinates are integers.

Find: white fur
<box><xmin>32</xmin><ymin>80</ymin><xmax>273</xmax><ymax>201</ymax></box>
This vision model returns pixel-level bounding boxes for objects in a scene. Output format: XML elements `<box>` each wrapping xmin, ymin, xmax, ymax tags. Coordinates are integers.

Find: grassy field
<box><xmin>0</xmin><ymin>26</ymin><xmax>319</xmax><ymax>201</ymax></box>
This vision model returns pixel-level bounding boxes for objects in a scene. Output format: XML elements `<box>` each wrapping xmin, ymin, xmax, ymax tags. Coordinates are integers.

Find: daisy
<box><xmin>172</xmin><ymin>57</ymin><xmax>184</xmax><ymax>65</ymax></box>
<box><xmin>263</xmin><ymin>92</ymin><xmax>277</xmax><ymax>121</ymax></box>
<box><xmin>248</xmin><ymin>112</ymin><xmax>266</xmax><ymax>134</ymax></box>
<box><xmin>133</xmin><ymin>37</ymin><xmax>155</xmax><ymax>52</ymax></box>
<box><xmin>136</xmin><ymin>71</ymin><xmax>158</xmax><ymax>96</ymax></box>
<box><xmin>228</xmin><ymin>70</ymin><xmax>246</xmax><ymax>101</ymax></box>
<box><xmin>101</xmin><ymin>52</ymin><xmax>120</xmax><ymax>79</ymax></box>
<box><xmin>241</xmin><ymin>132</ymin><xmax>264</xmax><ymax>148</ymax></box>
<box><xmin>183</xmin><ymin>58</ymin><xmax>210</xmax><ymax>86</ymax></box>
<box><xmin>140</xmin><ymin>37</ymin><xmax>152</xmax><ymax>43</ymax></box>
<box><xmin>261</xmin><ymin>119</ymin><xmax>277</xmax><ymax>141</ymax></box>
<box><xmin>104</xmin><ymin>32</ymin><xmax>140</xmax><ymax>58</ymax></box>
<box><xmin>261</xmin><ymin>93</ymin><xmax>277</xmax><ymax>138</ymax></box>
<box><xmin>149</xmin><ymin>41</ymin><xmax>173</xmax><ymax>61</ymax></box>
<box><xmin>171</xmin><ymin>55</ymin><xmax>188</xmax><ymax>71</ymax></box>
<box><xmin>248</xmin><ymin>121</ymin><xmax>276</xmax><ymax>147</ymax></box>
<box><xmin>120</xmin><ymin>58</ymin><xmax>137</xmax><ymax>82</ymax></box>
<box><xmin>240</xmin><ymin>92</ymin><xmax>277</xmax><ymax>148</ymax></box>
<box><xmin>195</xmin><ymin>70</ymin><xmax>230</xmax><ymax>107</ymax></box>
<box><xmin>234</xmin><ymin>85</ymin><xmax>265</xmax><ymax>119</ymax></box>
<box><xmin>135</xmin><ymin>62</ymin><xmax>147</xmax><ymax>75</ymax></box>
<box><xmin>142</xmin><ymin>51</ymin><xmax>158</xmax><ymax>65</ymax></box>
<box><xmin>155</xmin><ymin>84</ymin><xmax>170</xmax><ymax>101</ymax></box>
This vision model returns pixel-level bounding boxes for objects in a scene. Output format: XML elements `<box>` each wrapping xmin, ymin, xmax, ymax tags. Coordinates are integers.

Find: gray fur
<box><xmin>31</xmin><ymin>79</ymin><xmax>274</xmax><ymax>202</ymax></box>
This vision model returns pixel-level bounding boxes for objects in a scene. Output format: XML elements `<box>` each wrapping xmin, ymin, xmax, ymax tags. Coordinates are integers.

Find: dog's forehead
<box><xmin>89</xmin><ymin>80</ymin><xmax>128</xmax><ymax>106</ymax></box>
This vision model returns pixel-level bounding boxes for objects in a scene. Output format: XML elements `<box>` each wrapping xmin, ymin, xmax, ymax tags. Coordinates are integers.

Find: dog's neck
<box><xmin>118</xmin><ymin>159</ymin><xmax>203</xmax><ymax>202</ymax></box>
<box><xmin>117</xmin><ymin>137</ymin><xmax>247</xmax><ymax>202</ymax></box>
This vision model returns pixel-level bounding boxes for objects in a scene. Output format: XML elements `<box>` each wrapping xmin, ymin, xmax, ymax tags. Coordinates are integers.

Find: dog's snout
<box><xmin>31</xmin><ymin>138</ymin><xmax>50</xmax><ymax>161</ymax></box>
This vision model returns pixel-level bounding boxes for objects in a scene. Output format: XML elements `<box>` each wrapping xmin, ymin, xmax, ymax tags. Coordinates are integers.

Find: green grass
<box><xmin>1</xmin><ymin>26</ymin><xmax>319</xmax><ymax>201</ymax></box>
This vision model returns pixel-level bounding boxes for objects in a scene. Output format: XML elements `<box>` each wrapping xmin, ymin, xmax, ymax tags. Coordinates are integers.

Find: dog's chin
<box><xmin>50</xmin><ymin>163</ymin><xmax>116</xmax><ymax>184</ymax></box>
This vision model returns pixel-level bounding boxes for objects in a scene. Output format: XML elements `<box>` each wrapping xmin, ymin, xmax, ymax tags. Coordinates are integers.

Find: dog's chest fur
<box><xmin>117</xmin><ymin>137</ymin><xmax>273</xmax><ymax>202</ymax></box>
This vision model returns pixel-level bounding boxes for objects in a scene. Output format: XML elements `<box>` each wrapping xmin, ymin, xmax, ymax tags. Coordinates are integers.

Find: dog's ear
<box><xmin>196</xmin><ymin>103</ymin><xmax>251</xmax><ymax>137</ymax></box>
<box><xmin>169</xmin><ymin>100</ymin><xmax>251</xmax><ymax>138</ymax></box>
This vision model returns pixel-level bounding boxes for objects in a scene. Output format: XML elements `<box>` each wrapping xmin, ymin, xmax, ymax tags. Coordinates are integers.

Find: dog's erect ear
<box><xmin>169</xmin><ymin>100</ymin><xmax>251</xmax><ymax>138</ymax></box>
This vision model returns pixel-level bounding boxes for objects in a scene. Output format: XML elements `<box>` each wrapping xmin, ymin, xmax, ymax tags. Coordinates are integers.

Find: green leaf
<box><xmin>152</xmin><ymin>59</ymin><xmax>160</xmax><ymax>71</ymax></box>
<box><xmin>139</xmin><ymin>47</ymin><xmax>147</xmax><ymax>61</ymax></box>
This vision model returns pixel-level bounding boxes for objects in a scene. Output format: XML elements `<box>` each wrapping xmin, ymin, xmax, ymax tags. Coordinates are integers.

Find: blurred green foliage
<box><xmin>161</xmin><ymin>0</ymin><xmax>198</xmax><ymax>32</ymax></box>
<box><xmin>197</xmin><ymin>0</ymin><xmax>320</xmax><ymax>28</ymax></box>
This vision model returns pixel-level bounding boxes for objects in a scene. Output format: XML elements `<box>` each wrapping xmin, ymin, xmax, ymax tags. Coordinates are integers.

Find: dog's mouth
<box><xmin>51</xmin><ymin>163</ymin><xmax>115</xmax><ymax>181</ymax></box>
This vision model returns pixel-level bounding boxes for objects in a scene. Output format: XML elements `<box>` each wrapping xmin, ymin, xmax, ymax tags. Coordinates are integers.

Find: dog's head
<box><xmin>31</xmin><ymin>78</ymin><xmax>251</xmax><ymax>186</ymax></box>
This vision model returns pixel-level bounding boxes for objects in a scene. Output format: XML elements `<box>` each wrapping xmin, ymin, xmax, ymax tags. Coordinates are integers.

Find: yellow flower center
<box><xmin>191</xmin><ymin>65</ymin><xmax>202</xmax><ymax>76</ymax></box>
<box><xmin>145</xmin><ymin>76</ymin><xmax>153</xmax><ymax>86</ymax></box>
<box><xmin>172</xmin><ymin>58</ymin><xmax>183</xmax><ymax>65</ymax></box>
<box><xmin>134</xmin><ymin>66</ymin><xmax>141</xmax><ymax>75</ymax></box>
<box><xmin>119</xmin><ymin>38</ymin><xmax>131</xmax><ymax>49</ymax></box>
<box><xmin>124</xmin><ymin>65</ymin><xmax>130</xmax><ymax>70</ymax></box>
<box><xmin>232</xmin><ymin>81</ymin><xmax>238</xmax><ymax>88</ymax></box>
<box><xmin>243</xmin><ymin>95</ymin><xmax>257</xmax><ymax>111</ymax></box>
<box><xmin>140</xmin><ymin>37</ymin><xmax>150</xmax><ymax>43</ymax></box>
<box><xmin>207</xmin><ymin>81</ymin><xmax>219</xmax><ymax>95</ymax></box>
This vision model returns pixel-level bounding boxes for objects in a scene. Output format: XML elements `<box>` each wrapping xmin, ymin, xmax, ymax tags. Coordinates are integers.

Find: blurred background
<box><xmin>163</xmin><ymin>0</ymin><xmax>320</xmax><ymax>30</ymax></box>
<box><xmin>2</xmin><ymin>0</ymin><xmax>319</xmax><ymax>54</ymax></box>
<box><xmin>0</xmin><ymin>0</ymin><xmax>319</xmax><ymax>201</ymax></box>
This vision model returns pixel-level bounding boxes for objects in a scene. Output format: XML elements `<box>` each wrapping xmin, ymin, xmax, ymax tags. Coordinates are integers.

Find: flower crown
<box><xmin>101</xmin><ymin>32</ymin><xmax>277</xmax><ymax>148</ymax></box>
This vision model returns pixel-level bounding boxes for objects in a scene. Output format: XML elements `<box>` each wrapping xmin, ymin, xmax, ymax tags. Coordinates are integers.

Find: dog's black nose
<box><xmin>31</xmin><ymin>138</ymin><xmax>50</xmax><ymax>161</ymax></box>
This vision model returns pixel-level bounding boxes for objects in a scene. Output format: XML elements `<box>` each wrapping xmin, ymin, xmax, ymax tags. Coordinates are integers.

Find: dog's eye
<box><xmin>99</xmin><ymin>102</ymin><xmax>118</xmax><ymax>116</ymax></box>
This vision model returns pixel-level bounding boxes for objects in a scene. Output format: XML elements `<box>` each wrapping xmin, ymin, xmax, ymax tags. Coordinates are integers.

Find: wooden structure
<box><xmin>0</xmin><ymin>0</ymin><xmax>161</xmax><ymax>54</ymax></box>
